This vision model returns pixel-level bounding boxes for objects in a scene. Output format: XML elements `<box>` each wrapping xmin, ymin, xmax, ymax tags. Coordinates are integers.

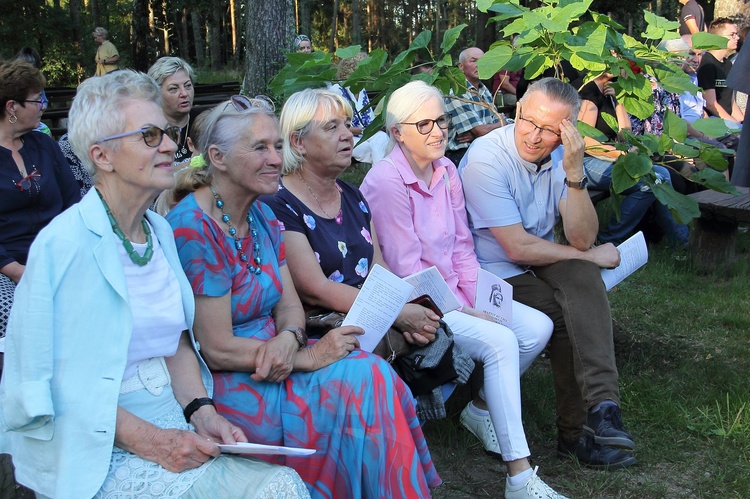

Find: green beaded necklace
<box><xmin>96</xmin><ymin>189</ymin><xmax>154</xmax><ymax>266</ymax></box>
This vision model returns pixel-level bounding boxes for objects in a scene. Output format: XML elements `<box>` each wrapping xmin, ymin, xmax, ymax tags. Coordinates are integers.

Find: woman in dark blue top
<box><xmin>0</xmin><ymin>60</ymin><xmax>80</xmax><ymax>336</ymax></box>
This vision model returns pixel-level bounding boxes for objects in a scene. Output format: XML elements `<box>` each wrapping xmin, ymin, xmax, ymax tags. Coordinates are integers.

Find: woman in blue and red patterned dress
<box><xmin>166</xmin><ymin>96</ymin><xmax>440</xmax><ymax>499</ymax></box>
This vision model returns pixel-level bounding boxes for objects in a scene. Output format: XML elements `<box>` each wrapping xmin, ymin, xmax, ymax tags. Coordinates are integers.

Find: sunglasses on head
<box><xmin>226</xmin><ymin>94</ymin><xmax>276</xmax><ymax>113</ymax></box>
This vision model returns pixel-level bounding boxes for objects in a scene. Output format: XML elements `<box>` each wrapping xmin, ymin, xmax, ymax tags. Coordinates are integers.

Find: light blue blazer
<box><xmin>0</xmin><ymin>189</ymin><xmax>211</xmax><ymax>498</ymax></box>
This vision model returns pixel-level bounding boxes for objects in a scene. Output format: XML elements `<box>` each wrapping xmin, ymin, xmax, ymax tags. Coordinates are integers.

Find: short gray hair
<box><xmin>147</xmin><ymin>56</ymin><xmax>195</xmax><ymax>86</ymax></box>
<box><xmin>68</xmin><ymin>70</ymin><xmax>162</xmax><ymax>176</ymax></box>
<box><xmin>92</xmin><ymin>27</ymin><xmax>108</xmax><ymax>38</ymax></box>
<box><xmin>279</xmin><ymin>88</ymin><xmax>352</xmax><ymax>175</ymax></box>
<box><xmin>385</xmin><ymin>80</ymin><xmax>445</xmax><ymax>152</ymax></box>
<box><xmin>519</xmin><ymin>77</ymin><xmax>581</xmax><ymax>122</ymax></box>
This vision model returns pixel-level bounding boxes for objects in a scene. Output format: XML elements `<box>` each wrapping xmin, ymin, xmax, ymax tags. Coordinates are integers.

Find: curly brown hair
<box><xmin>0</xmin><ymin>60</ymin><xmax>46</xmax><ymax>116</ymax></box>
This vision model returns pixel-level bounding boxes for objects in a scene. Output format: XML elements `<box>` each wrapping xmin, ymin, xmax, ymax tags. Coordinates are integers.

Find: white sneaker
<box><xmin>505</xmin><ymin>466</ymin><xmax>569</xmax><ymax>499</ymax></box>
<box><xmin>459</xmin><ymin>402</ymin><xmax>502</xmax><ymax>456</ymax></box>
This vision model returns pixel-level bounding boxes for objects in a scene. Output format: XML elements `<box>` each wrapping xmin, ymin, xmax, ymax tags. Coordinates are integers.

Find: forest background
<box><xmin>1</xmin><ymin>0</ymin><xmax>749</xmax><ymax>93</ymax></box>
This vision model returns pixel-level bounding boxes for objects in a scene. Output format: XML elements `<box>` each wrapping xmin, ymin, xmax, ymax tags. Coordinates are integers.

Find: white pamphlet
<box><xmin>474</xmin><ymin>268</ymin><xmax>513</xmax><ymax>327</ymax></box>
<box><xmin>218</xmin><ymin>442</ymin><xmax>316</xmax><ymax>456</ymax></box>
<box><xmin>0</xmin><ymin>336</ymin><xmax>5</xmax><ymax>353</ymax></box>
<box><xmin>403</xmin><ymin>266</ymin><xmax>461</xmax><ymax>314</ymax></box>
<box><xmin>600</xmin><ymin>231</ymin><xmax>649</xmax><ymax>291</ymax></box>
<box><xmin>342</xmin><ymin>264</ymin><xmax>415</xmax><ymax>352</ymax></box>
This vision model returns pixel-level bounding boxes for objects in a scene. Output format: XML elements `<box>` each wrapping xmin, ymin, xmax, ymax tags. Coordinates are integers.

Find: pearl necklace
<box><xmin>297</xmin><ymin>172</ymin><xmax>343</xmax><ymax>224</ymax></box>
<box><xmin>96</xmin><ymin>189</ymin><xmax>153</xmax><ymax>266</ymax></box>
<box><xmin>209</xmin><ymin>185</ymin><xmax>262</xmax><ymax>275</ymax></box>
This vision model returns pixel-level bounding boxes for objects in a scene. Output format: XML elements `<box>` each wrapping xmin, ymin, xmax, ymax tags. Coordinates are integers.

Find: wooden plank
<box><xmin>688</xmin><ymin>187</ymin><xmax>750</xmax><ymax>223</ymax></box>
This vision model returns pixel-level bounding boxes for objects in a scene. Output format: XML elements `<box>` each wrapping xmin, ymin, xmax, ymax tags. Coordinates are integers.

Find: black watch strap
<box><xmin>184</xmin><ymin>397</ymin><xmax>215</xmax><ymax>423</ymax></box>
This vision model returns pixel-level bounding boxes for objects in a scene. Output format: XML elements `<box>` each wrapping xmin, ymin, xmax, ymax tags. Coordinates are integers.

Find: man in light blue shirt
<box><xmin>460</xmin><ymin>77</ymin><xmax>637</xmax><ymax>471</ymax></box>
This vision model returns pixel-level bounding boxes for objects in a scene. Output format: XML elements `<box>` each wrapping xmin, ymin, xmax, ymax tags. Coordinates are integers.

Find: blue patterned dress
<box><xmin>167</xmin><ymin>193</ymin><xmax>440</xmax><ymax>499</ymax></box>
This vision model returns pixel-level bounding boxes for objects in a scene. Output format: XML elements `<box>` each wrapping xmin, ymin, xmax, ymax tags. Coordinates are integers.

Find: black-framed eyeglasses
<box><xmin>15</xmin><ymin>168</ymin><xmax>40</xmax><ymax>191</ymax></box>
<box><xmin>517</xmin><ymin>115</ymin><xmax>561</xmax><ymax>140</ymax></box>
<box><xmin>226</xmin><ymin>94</ymin><xmax>275</xmax><ymax>113</ymax></box>
<box><xmin>400</xmin><ymin>113</ymin><xmax>452</xmax><ymax>135</ymax></box>
<box><xmin>21</xmin><ymin>95</ymin><xmax>49</xmax><ymax>110</ymax></box>
<box><xmin>95</xmin><ymin>125</ymin><xmax>182</xmax><ymax>148</ymax></box>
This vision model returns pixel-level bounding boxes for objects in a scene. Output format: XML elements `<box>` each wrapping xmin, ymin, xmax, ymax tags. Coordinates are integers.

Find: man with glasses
<box><xmin>444</xmin><ymin>47</ymin><xmax>505</xmax><ymax>167</ymax></box>
<box><xmin>697</xmin><ymin>18</ymin><xmax>744</xmax><ymax>124</ymax></box>
<box><xmin>459</xmin><ymin>77</ymin><xmax>637</xmax><ymax>470</ymax></box>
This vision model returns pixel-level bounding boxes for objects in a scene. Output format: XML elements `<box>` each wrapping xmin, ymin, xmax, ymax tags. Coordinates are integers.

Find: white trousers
<box><xmin>444</xmin><ymin>300</ymin><xmax>553</xmax><ymax>460</ymax></box>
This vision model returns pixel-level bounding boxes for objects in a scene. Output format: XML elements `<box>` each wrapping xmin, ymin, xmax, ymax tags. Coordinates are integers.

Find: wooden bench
<box><xmin>688</xmin><ymin>187</ymin><xmax>750</xmax><ymax>270</ymax></box>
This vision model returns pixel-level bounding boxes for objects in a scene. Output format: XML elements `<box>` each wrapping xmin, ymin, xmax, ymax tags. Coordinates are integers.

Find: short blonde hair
<box><xmin>279</xmin><ymin>88</ymin><xmax>352</xmax><ymax>175</ymax></box>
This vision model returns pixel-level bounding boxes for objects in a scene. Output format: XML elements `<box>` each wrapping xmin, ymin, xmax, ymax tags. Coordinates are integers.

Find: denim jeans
<box><xmin>584</xmin><ymin>156</ymin><xmax>688</xmax><ymax>246</ymax></box>
<box><xmin>507</xmin><ymin>260</ymin><xmax>619</xmax><ymax>442</ymax></box>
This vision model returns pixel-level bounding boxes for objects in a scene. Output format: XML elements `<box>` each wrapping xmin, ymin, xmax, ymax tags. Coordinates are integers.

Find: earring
<box><xmin>8</xmin><ymin>114</ymin><xmax>17</xmax><ymax>124</ymax></box>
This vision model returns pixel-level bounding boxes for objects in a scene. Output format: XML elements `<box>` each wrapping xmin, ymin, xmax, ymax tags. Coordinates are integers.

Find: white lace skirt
<box><xmin>93</xmin><ymin>382</ymin><xmax>309</xmax><ymax>498</ymax></box>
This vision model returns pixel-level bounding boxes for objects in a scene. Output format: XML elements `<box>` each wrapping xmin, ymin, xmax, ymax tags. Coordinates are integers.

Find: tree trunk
<box><xmin>298</xmin><ymin>0</ymin><xmax>312</xmax><ymax>40</ymax></box>
<box><xmin>210</xmin><ymin>0</ymin><xmax>223</xmax><ymax>69</ymax></box>
<box><xmin>179</xmin><ymin>8</ymin><xmax>189</xmax><ymax>60</ymax></box>
<box><xmin>329</xmin><ymin>0</ymin><xmax>339</xmax><ymax>53</ymax></box>
<box><xmin>244</xmin><ymin>0</ymin><xmax>293</xmax><ymax>95</ymax></box>
<box><xmin>351</xmin><ymin>0</ymin><xmax>361</xmax><ymax>46</ymax></box>
<box><xmin>132</xmin><ymin>0</ymin><xmax>150</xmax><ymax>71</ymax></box>
<box><xmin>192</xmin><ymin>11</ymin><xmax>206</xmax><ymax>67</ymax></box>
<box><xmin>91</xmin><ymin>0</ymin><xmax>100</xmax><ymax>28</ymax></box>
<box><xmin>69</xmin><ymin>0</ymin><xmax>84</xmax><ymax>81</ymax></box>
<box><xmin>229</xmin><ymin>0</ymin><xmax>238</xmax><ymax>63</ymax></box>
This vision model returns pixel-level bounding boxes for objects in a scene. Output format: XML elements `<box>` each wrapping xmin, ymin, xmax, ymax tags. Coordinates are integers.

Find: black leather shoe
<box><xmin>557</xmin><ymin>434</ymin><xmax>637</xmax><ymax>470</ymax></box>
<box><xmin>584</xmin><ymin>403</ymin><xmax>635</xmax><ymax>450</ymax></box>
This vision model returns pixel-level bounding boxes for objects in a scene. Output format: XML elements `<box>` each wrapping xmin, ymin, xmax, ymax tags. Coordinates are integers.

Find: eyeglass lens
<box><xmin>519</xmin><ymin>117</ymin><xmax>559</xmax><ymax>139</ymax></box>
<box><xmin>415</xmin><ymin>114</ymin><xmax>452</xmax><ymax>134</ymax></box>
<box><xmin>142</xmin><ymin>126</ymin><xmax>181</xmax><ymax>147</ymax></box>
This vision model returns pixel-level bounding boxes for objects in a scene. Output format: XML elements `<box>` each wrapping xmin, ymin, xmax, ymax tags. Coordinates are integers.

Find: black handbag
<box><xmin>390</xmin><ymin>321</ymin><xmax>460</xmax><ymax>396</ymax></box>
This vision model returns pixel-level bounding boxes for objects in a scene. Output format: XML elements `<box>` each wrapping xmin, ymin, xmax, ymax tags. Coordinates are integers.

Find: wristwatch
<box><xmin>280</xmin><ymin>326</ymin><xmax>308</xmax><ymax>348</ymax></box>
<box><xmin>564</xmin><ymin>176</ymin><xmax>589</xmax><ymax>190</ymax></box>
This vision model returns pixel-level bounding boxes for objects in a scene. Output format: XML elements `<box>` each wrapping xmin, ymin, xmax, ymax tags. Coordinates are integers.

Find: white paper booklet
<box><xmin>218</xmin><ymin>442</ymin><xmax>316</xmax><ymax>456</ymax></box>
<box><xmin>342</xmin><ymin>264</ymin><xmax>414</xmax><ymax>352</ymax></box>
<box><xmin>474</xmin><ymin>268</ymin><xmax>513</xmax><ymax>326</ymax></box>
<box><xmin>403</xmin><ymin>266</ymin><xmax>461</xmax><ymax>314</ymax></box>
<box><xmin>600</xmin><ymin>231</ymin><xmax>648</xmax><ymax>291</ymax></box>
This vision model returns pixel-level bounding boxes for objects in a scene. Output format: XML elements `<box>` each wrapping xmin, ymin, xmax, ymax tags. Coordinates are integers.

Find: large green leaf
<box><xmin>611</xmin><ymin>156</ymin><xmax>641</xmax><ymax>193</ymax></box>
<box><xmin>689</xmin><ymin>168</ymin><xmax>739</xmax><ymax>194</ymax></box>
<box><xmin>690</xmin><ymin>118</ymin><xmax>732</xmax><ymax>137</ymax></box>
<box><xmin>620</xmin><ymin>93</ymin><xmax>654</xmax><ymax>120</ymax></box>
<box><xmin>650</xmin><ymin>181</ymin><xmax>700</xmax><ymax>224</ymax></box>
<box><xmin>524</xmin><ymin>54</ymin><xmax>553</xmax><ymax>80</ymax></box>
<box><xmin>487</xmin><ymin>1</ymin><xmax>526</xmax><ymax>21</ymax></box>
<box><xmin>698</xmin><ymin>146</ymin><xmax>729</xmax><ymax>171</ymax></box>
<box><xmin>691</xmin><ymin>32</ymin><xmax>729</xmax><ymax>50</ymax></box>
<box><xmin>664</xmin><ymin>110</ymin><xmax>687</xmax><ymax>142</ymax></box>
<box><xmin>411</xmin><ymin>30</ymin><xmax>432</xmax><ymax>50</ymax></box>
<box><xmin>552</xmin><ymin>0</ymin><xmax>593</xmax><ymax>25</ymax></box>
<box><xmin>478</xmin><ymin>45</ymin><xmax>513</xmax><ymax>79</ymax></box>
<box><xmin>336</xmin><ymin>45</ymin><xmax>362</xmax><ymax>59</ymax></box>
<box><xmin>601</xmin><ymin>113</ymin><xmax>619</xmax><ymax>135</ymax></box>
<box><xmin>641</xmin><ymin>11</ymin><xmax>680</xmax><ymax>40</ymax></box>
<box><xmin>566</xmin><ymin>23</ymin><xmax>607</xmax><ymax>55</ymax></box>
<box><xmin>590</xmin><ymin>12</ymin><xmax>625</xmax><ymax>31</ymax></box>
<box><xmin>440</xmin><ymin>24</ymin><xmax>467</xmax><ymax>53</ymax></box>
<box><xmin>568</xmin><ymin>52</ymin><xmax>607</xmax><ymax>72</ymax></box>
<box><xmin>672</xmin><ymin>142</ymin><xmax>700</xmax><ymax>158</ymax></box>
<box><xmin>577</xmin><ymin>121</ymin><xmax>609</xmax><ymax>142</ymax></box>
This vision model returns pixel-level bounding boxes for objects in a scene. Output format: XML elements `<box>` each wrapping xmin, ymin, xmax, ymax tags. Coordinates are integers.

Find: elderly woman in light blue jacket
<box><xmin>0</xmin><ymin>70</ymin><xmax>308</xmax><ymax>499</ymax></box>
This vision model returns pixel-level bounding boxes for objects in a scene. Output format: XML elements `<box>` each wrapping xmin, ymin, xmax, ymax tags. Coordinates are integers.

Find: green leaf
<box><xmin>698</xmin><ymin>146</ymin><xmax>730</xmax><ymax>171</ymax></box>
<box><xmin>611</xmin><ymin>156</ymin><xmax>641</xmax><ymax>193</ymax></box>
<box><xmin>691</xmin><ymin>118</ymin><xmax>731</xmax><ymax>138</ymax></box>
<box><xmin>692</xmin><ymin>32</ymin><xmax>729</xmax><ymax>51</ymax></box>
<box><xmin>658</xmin><ymin>133</ymin><xmax>673</xmax><ymax>155</ymax></box>
<box><xmin>672</xmin><ymin>142</ymin><xmax>700</xmax><ymax>158</ymax></box>
<box><xmin>335</xmin><ymin>45</ymin><xmax>362</xmax><ymax>60</ymax></box>
<box><xmin>440</xmin><ymin>24</ymin><xmax>466</xmax><ymax>53</ymax></box>
<box><xmin>590</xmin><ymin>12</ymin><xmax>625</xmax><ymax>31</ymax></box>
<box><xmin>689</xmin><ymin>168</ymin><xmax>739</xmax><ymax>194</ymax></box>
<box><xmin>577</xmin><ymin>121</ymin><xmax>610</xmax><ymax>142</ymax></box>
<box><xmin>568</xmin><ymin>52</ymin><xmax>607</xmax><ymax>72</ymax></box>
<box><xmin>503</xmin><ymin>18</ymin><xmax>531</xmax><ymax>38</ymax></box>
<box><xmin>664</xmin><ymin>110</ymin><xmax>687</xmax><ymax>142</ymax></box>
<box><xmin>601</xmin><ymin>113</ymin><xmax>619</xmax><ymax>135</ymax></box>
<box><xmin>552</xmin><ymin>0</ymin><xmax>593</xmax><ymax>25</ymax></box>
<box><xmin>650</xmin><ymin>180</ymin><xmax>700</xmax><ymax>224</ymax></box>
<box><xmin>478</xmin><ymin>45</ymin><xmax>513</xmax><ymax>80</ymax></box>
<box><xmin>487</xmin><ymin>1</ymin><xmax>527</xmax><ymax>21</ymax></box>
<box><xmin>476</xmin><ymin>0</ymin><xmax>495</xmax><ymax>13</ymax></box>
<box><xmin>620</xmin><ymin>93</ymin><xmax>654</xmax><ymax>120</ymax></box>
<box><xmin>524</xmin><ymin>54</ymin><xmax>553</xmax><ymax>80</ymax></box>
<box><xmin>641</xmin><ymin>11</ymin><xmax>680</xmax><ymax>40</ymax></box>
